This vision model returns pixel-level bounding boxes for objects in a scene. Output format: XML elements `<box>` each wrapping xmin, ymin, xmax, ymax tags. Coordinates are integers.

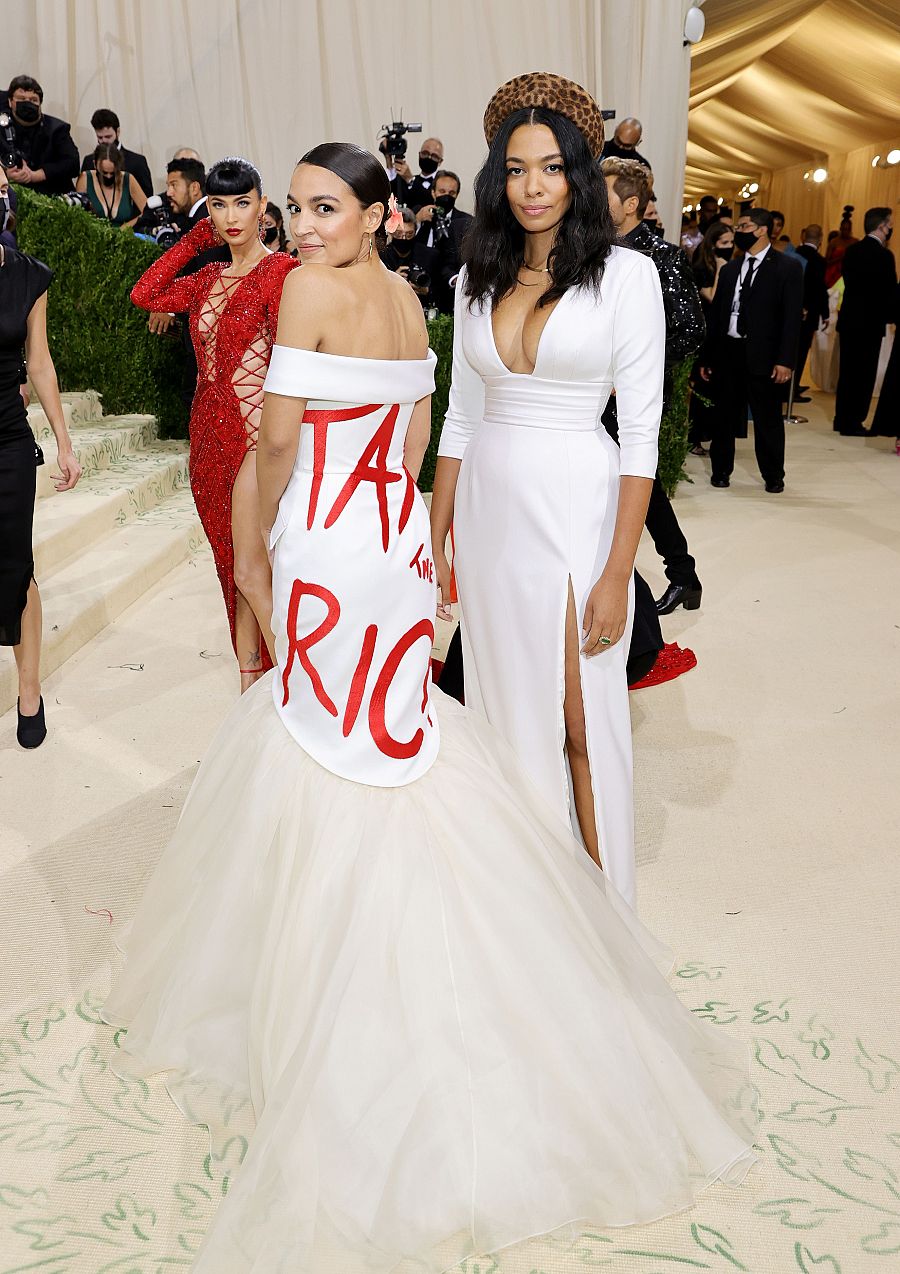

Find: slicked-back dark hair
<box><xmin>167</xmin><ymin>157</ymin><xmax>206</xmax><ymax>195</ymax></box>
<box><xmin>746</xmin><ymin>207</ymin><xmax>770</xmax><ymax>229</ymax></box>
<box><xmin>463</xmin><ymin>106</ymin><xmax>615</xmax><ymax>312</ymax></box>
<box><xmin>207</xmin><ymin>157</ymin><xmax>262</xmax><ymax>198</ymax></box>
<box><xmin>298</xmin><ymin>142</ymin><xmax>391</xmax><ymax>246</ymax></box>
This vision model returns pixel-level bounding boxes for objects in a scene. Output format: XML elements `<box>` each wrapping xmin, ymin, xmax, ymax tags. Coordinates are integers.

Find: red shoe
<box><xmin>629</xmin><ymin>642</ymin><xmax>697</xmax><ymax>690</ymax></box>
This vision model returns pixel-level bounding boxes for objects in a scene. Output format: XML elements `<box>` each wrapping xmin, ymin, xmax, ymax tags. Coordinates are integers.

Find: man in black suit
<box><xmin>384</xmin><ymin>137</ymin><xmax>445</xmax><ymax>212</ymax></box>
<box><xmin>833</xmin><ymin>206</ymin><xmax>896</xmax><ymax>436</ymax></box>
<box><xmin>1</xmin><ymin>75</ymin><xmax>79</xmax><ymax>195</ymax></box>
<box><xmin>414</xmin><ymin>170</ymin><xmax>473</xmax><ymax>313</ymax></box>
<box><xmin>80</xmin><ymin>108</ymin><xmax>153</xmax><ymax>197</ymax></box>
<box><xmin>700</xmin><ymin>206</ymin><xmax>803</xmax><ymax>493</ymax></box>
<box><xmin>793</xmin><ymin>224</ymin><xmax>830</xmax><ymax>401</ymax></box>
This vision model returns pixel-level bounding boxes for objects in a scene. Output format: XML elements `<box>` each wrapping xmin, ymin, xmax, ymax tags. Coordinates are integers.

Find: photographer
<box><xmin>76</xmin><ymin>142</ymin><xmax>147</xmax><ymax>228</ymax></box>
<box><xmin>415</xmin><ymin>170</ymin><xmax>472</xmax><ymax>313</ymax></box>
<box><xmin>382</xmin><ymin>207</ymin><xmax>438</xmax><ymax>311</ymax></box>
<box><xmin>81</xmin><ymin>108</ymin><xmax>152</xmax><ymax>198</ymax></box>
<box><xmin>0</xmin><ymin>75</ymin><xmax>79</xmax><ymax>195</ymax></box>
<box><xmin>386</xmin><ymin>136</ymin><xmax>445</xmax><ymax>212</ymax></box>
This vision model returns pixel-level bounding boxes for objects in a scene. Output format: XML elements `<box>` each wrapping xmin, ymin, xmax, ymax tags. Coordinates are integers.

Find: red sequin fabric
<box><xmin>131</xmin><ymin>219</ymin><xmax>297</xmax><ymax>670</ymax></box>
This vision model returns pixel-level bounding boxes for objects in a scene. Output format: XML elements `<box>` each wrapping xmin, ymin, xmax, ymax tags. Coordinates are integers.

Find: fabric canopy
<box><xmin>687</xmin><ymin>0</ymin><xmax>900</xmax><ymax>199</ymax></box>
<box><xmin>7</xmin><ymin>0</ymin><xmax>694</xmax><ymax>239</ymax></box>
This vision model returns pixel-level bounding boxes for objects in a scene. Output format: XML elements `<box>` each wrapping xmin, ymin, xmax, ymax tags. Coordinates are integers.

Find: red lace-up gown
<box><xmin>131</xmin><ymin>220</ymin><xmax>297</xmax><ymax>669</ymax></box>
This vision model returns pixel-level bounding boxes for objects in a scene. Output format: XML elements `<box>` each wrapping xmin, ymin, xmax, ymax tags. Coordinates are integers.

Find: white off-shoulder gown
<box><xmin>101</xmin><ymin>343</ymin><xmax>756</xmax><ymax>1274</ymax></box>
<box><xmin>439</xmin><ymin>250</ymin><xmax>665</xmax><ymax>908</ymax></box>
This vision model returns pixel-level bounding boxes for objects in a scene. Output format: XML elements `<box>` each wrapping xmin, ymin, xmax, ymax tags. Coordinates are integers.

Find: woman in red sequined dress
<box><xmin>132</xmin><ymin>158</ymin><xmax>297</xmax><ymax>691</ymax></box>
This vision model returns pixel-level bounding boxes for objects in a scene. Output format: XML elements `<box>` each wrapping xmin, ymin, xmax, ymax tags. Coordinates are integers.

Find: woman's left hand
<box><xmin>54</xmin><ymin>448</ymin><xmax>82</xmax><ymax>492</ymax></box>
<box><xmin>581</xmin><ymin>572</ymin><xmax>628</xmax><ymax>657</ymax></box>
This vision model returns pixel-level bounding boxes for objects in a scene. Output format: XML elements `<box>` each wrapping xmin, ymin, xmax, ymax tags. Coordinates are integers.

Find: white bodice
<box><xmin>263</xmin><ymin>345</ymin><xmax>439</xmax><ymax>787</ymax></box>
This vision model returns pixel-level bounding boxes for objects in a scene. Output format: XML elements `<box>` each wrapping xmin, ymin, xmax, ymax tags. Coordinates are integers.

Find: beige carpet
<box><xmin>1</xmin><ymin>391</ymin><xmax>899</xmax><ymax>1274</ymax></box>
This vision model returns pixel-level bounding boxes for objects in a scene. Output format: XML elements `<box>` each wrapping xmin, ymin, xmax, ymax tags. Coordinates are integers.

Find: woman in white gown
<box><xmin>431</xmin><ymin>74</ymin><xmax>662</xmax><ymax>907</ymax></box>
<box><xmin>101</xmin><ymin>140</ymin><xmax>757</xmax><ymax>1274</ymax></box>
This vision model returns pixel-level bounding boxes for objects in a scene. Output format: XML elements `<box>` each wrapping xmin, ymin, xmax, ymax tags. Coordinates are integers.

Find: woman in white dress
<box><xmin>431</xmin><ymin>74</ymin><xmax>663</xmax><ymax>907</ymax></box>
<box><xmin>101</xmin><ymin>140</ymin><xmax>756</xmax><ymax>1273</ymax></box>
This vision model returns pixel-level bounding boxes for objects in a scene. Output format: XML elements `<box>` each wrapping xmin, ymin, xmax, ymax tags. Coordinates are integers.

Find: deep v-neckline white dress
<box><xmin>101</xmin><ymin>338</ymin><xmax>756</xmax><ymax>1273</ymax></box>
<box><xmin>439</xmin><ymin>248</ymin><xmax>665</xmax><ymax>908</ymax></box>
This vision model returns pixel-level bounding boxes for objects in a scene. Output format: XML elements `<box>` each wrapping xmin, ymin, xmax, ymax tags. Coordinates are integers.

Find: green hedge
<box><xmin>14</xmin><ymin>188</ymin><xmax>688</xmax><ymax>493</ymax></box>
<box><xmin>16</xmin><ymin>186</ymin><xmax>189</xmax><ymax>439</ymax></box>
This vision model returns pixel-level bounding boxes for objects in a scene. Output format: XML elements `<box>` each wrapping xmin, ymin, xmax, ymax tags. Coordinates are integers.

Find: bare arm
<box><xmin>257</xmin><ymin>268</ymin><xmax>323</xmax><ymax>538</ymax></box>
<box><xmin>25</xmin><ymin>294</ymin><xmax>82</xmax><ymax>491</ymax></box>
<box><xmin>122</xmin><ymin>174</ymin><xmax>146</xmax><ymax>228</ymax></box>
<box><xmin>429</xmin><ymin>455</ymin><xmax>460</xmax><ymax>621</ymax></box>
<box><xmin>404</xmin><ymin>395</ymin><xmax>432</xmax><ymax>481</ymax></box>
<box><xmin>257</xmin><ymin>391</ymin><xmax>307</xmax><ymax>537</ymax></box>
<box><xmin>75</xmin><ymin>172</ymin><xmax>87</xmax><ymax>194</ymax></box>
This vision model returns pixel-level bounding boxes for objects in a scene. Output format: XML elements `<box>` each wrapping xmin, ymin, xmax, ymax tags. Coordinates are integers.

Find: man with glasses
<box><xmin>700</xmin><ymin>207</ymin><xmax>803</xmax><ymax>493</ymax></box>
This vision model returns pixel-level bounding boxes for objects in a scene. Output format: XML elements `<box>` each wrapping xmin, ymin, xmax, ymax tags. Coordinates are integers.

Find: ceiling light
<box><xmin>887</xmin><ymin>149</ymin><xmax>900</xmax><ymax>165</ymax></box>
<box><xmin>748</xmin><ymin>182</ymin><xmax>759</xmax><ymax>194</ymax></box>
<box><xmin>812</xmin><ymin>167</ymin><xmax>828</xmax><ymax>183</ymax></box>
<box><xmin>717</xmin><ymin>196</ymin><xmax>724</xmax><ymax>205</ymax></box>
<box><xmin>873</xmin><ymin>155</ymin><xmax>882</xmax><ymax>167</ymax></box>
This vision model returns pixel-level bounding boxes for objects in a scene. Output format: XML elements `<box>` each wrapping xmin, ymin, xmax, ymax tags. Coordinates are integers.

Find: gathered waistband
<box><xmin>482</xmin><ymin>378</ymin><xmax>609</xmax><ymax>431</ymax></box>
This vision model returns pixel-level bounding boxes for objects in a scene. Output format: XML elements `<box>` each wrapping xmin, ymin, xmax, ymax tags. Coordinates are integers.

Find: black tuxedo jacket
<box><xmin>836</xmin><ymin>235</ymin><xmax>897</xmax><ymax>336</ymax></box>
<box><xmin>405</xmin><ymin>173</ymin><xmax>437</xmax><ymax>212</ymax></box>
<box><xmin>706</xmin><ymin>248</ymin><xmax>803</xmax><ymax>376</ymax></box>
<box><xmin>416</xmin><ymin>209</ymin><xmax>474</xmax><ymax>313</ymax></box>
<box><xmin>796</xmin><ymin>244</ymin><xmax>829</xmax><ymax>325</ymax></box>
<box><xmin>82</xmin><ymin>145</ymin><xmax>153</xmax><ymax>197</ymax></box>
<box><xmin>0</xmin><ymin>92</ymin><xmax>79</xmax><ymax>195</ymax></box>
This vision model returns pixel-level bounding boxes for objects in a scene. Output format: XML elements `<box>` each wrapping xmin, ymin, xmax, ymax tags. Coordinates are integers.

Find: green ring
<box><xmin>599</xmin><ymin>636</ymin><xmax>612</xmax><ymax>645</ymax></box>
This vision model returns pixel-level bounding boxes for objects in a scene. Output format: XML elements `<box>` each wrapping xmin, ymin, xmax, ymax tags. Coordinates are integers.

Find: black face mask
<box><xmin>100</xmin><ymin>172</ymin><xmax>116</xmax><ymax>188</ymax></box>
<box><xmin>392</xmin><ymin>238</ymin><xmax>414</xmax><ymax>255</ymax></box>
<box><xmin>885</xmin><ymin>226</ymin><xmax>893</xmax><ymax>242</ymax></box>
<box><xmin>734</xmin><ymin>229</ymin><xmax>758</xmax><ymax>253</ymax></box>
<box><xmin>263</xmin><ymin>225</ymin><xmax>279</xmax><ymax>245</ymax></box>
<box><xmin>715</xmin><ymin>246</ymin><xmax>733</xmax><ymax>261</ymax></box>
<box><xmin>13</xmin><ymin>100</ymin><xmax>41</xmax><ymax>126</ymax></box>
<box><xmin>419</xmin><ymin>155</ymin><xmax>439</xmax><ymax>176</ymax></box>
<box><xmin>434</xmin><ymin>193</ymin><xmax>456</xmax><ymax>212</ymax></box>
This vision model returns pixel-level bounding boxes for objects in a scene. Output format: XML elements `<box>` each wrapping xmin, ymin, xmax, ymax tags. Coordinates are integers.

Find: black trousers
<box><xmin>792</xmin><ymin>316</ymin><xmax>819</xmax><ymax>396</ymax></box>
<box><xmin>834</xmin><ymin>327</ymin><xmax>882</xmax><ymax>430</ymax></box>
<box><xmin>645</xmin><ymin>475</ymin><xmax>697</xmax><ymax>585</ymax></box>
<box><xmin>710</xmin><ymin>337</ymin><xmax>785</xmax><ymax>484</ymax></box>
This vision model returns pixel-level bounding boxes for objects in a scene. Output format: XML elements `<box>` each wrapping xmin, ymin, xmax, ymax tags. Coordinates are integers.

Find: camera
<box><xmin>407</xmin><ymin>264</ymin><xmax>430</xmax><ymax>291</ymax></box>
<box><xmin>137</xmin><ymin>194</ymin><xmax>182</xmax><ymax>247</ymax></box>
<box><xmin>0</xmin><ymin>111</ymin><xmax>23</xmax><ymax>170</ymax></box>
<box><xmin>56</xmin><ymin>190</ymin><xmax>98</xmax><ymax>216</ymax></box>
<box><xmin>431</xmin><ymin>205</ymin><xmax>451</xmax><ymax>243</ymax></box>
<box><xmin>378</xmin><ymin>118</ymin><xmax>422</xmax><ymax>163</ymax></box>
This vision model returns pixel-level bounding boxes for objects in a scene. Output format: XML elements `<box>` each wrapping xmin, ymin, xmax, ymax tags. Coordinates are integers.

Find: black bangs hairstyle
<box><xmin>297</xmin><ymin>142</ymin><xmax>391</xmax><ymax>247</ymax></box>
<box><xmin>206</xmin><ymin>157</ymin><xmax>263</xmax><ymax>198</ymax></box>
<box><xmin>464</xmin><ymin>106</ymin><xmax>616</xmax><ymax>311</ymax></box>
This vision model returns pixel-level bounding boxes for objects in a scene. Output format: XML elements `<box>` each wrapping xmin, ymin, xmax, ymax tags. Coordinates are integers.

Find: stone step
<box><xmin>0</xmin><ymin>489</ymin><xmax>205</xmax><ymax>716</ymax></box>
<box><xmin>33</xmin><ymin>444</ymin><xmax>191</xmax><ymax>578</ymax></box>
<box><xmin>36</xmin><ymin>416</ymin><xmax>161</xmax><ymax>499</ymax></box>
<box><xmin>25</xmin><ymin>390</ymin><xmax>104</xmax><ymax>441</ymax></box>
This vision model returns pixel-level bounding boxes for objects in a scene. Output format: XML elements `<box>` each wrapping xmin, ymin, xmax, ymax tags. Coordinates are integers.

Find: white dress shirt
<box><xmin>728</xmin><ymin>242</ymin><xmax>770</xmax><ymax>338</ymax></box>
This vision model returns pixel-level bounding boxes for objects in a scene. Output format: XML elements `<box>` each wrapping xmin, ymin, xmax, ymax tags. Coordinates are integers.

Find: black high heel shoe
<box><xmin>17</xmin><ymin>697</ymin><xmax>47</xmax><ymax>749</ymax></box>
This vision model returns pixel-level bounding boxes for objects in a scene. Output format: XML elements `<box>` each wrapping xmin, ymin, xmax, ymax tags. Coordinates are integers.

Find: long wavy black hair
<box><xmin>464</xmin><ymin>106</ymin><xmax>616</xmax><ymax>311</ymax></box>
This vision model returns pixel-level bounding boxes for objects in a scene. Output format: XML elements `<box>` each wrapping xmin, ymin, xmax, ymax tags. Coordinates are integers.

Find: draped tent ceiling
<box><xmin>687</xmin><ymin>0</ymin><xmax>900</xmax><ymax>199</ymax></box>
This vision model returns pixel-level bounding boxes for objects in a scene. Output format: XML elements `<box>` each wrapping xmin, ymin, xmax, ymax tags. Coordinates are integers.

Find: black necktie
<box><xmin>737</xmin><ymin>258</ymin><xmax>757</xmax><ymax>337</ymax></box>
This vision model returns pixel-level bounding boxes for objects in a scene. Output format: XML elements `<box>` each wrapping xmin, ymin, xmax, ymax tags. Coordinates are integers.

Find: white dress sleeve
<box><xmin>438</xmin><ymin>267</ymin><xmax>486</xmax><ymax>460</ymax></box>
<box><xmin>611</xmin><ymin>253</ymin><xmax>665</xmax><ymax>479</ymax></box>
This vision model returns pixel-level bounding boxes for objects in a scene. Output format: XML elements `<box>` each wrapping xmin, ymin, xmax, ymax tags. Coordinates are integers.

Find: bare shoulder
<box><xmin>279</xmin><ymin>262</ymin><xmax>344</xmax><ymax>305</ymax></box>
<box><xmin>384</xmin><ymin>267</ymin><xmax>430</xmax><ymax>356</ymax></box>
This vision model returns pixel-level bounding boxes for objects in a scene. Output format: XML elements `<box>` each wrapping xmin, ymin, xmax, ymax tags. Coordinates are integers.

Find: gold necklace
<box><xmin>522</xmin><ymin>260</ymin><xmax>550</xmax><ymax>273</ymax></box>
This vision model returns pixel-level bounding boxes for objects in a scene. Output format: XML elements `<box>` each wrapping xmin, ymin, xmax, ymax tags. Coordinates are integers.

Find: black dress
<box><xmin>0</xmin><ymin>249</ymin><xmax>52</xmax><ymax>645</ymax></box>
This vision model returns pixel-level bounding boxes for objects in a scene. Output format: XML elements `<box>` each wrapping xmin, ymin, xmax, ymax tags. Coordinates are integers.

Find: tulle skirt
<box><xmin>102</xmin><ymin>674</ymin><xmax>757</xmax><ymax>1272</ymax></box>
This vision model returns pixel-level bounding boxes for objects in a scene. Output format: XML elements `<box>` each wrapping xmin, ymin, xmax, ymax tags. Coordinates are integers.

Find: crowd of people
<box><xmin>4</xmin><ymin>47</ymin><xmax>898</xmax><ymax>1270</ymax></box>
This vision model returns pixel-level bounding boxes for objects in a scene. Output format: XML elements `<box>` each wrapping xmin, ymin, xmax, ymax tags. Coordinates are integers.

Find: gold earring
<box><xmin>367</xmin><ymin>233</ymin><xmax>374</xmax><ymax>260</ymax></box>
